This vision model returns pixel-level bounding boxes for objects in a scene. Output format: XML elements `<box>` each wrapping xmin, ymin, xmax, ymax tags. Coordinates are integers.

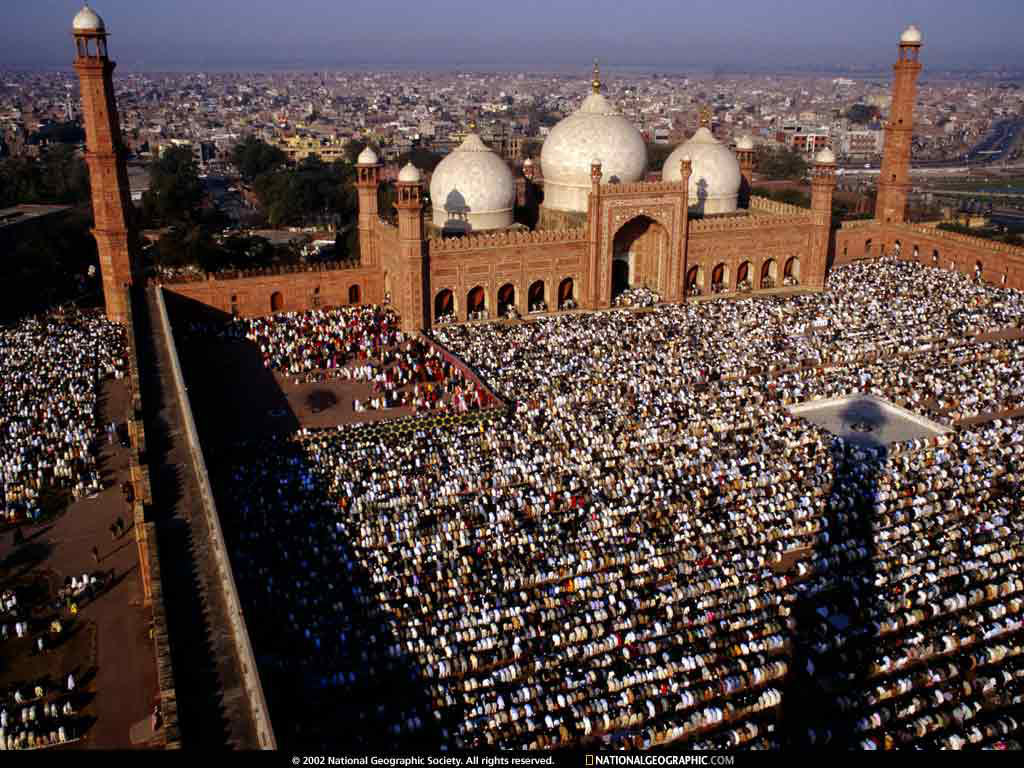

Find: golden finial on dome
<box><xmin>699</xmin><ymin>105</ymin><xmax>712</xmax><ymax>129</ymax></box>
<box><xmin>592</xmin><ymin>58</ymin><xmax>601</xmax><ymax>94</ymax></box>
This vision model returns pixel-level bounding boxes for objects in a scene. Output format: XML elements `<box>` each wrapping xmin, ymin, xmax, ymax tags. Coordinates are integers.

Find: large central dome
<box><xmin>663</xmin><ymin>127</ymin><xmax>742</xmax><ymax>215</ymax></box>
<box><xmin>430</xmin><ymin>131</ymin><xmax>515</xmax><ymax>234</ymax></box>
<box><xmin>540</xmin><ymin>75</ymin><xmax>646</xmax><ymax>214</ymax></box>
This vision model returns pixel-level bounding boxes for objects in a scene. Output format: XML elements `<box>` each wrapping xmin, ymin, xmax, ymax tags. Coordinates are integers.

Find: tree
<box><xmin>231</xmin><ymin>136</ymin><xmax>286</xmax><ymax>182</ymax></box>
<box><xmin>646</xmin><ymin>143</ymin><xmax>674</xmax><ymax>171</ymax></box>
<box><xmin>251</xmin><ymin>156</ymin><xmax>356</xmax><ymax>229</ymax></box>
<box><xmin>754</xmin><ymin>146</ymin><xmax>807</xmax><ymax>180</ymax></box>
<box><xmin>142</xmin><ymin>146</ymin><xmax>203</xmax><ymax>227</ymax></box>
<box><xmin>0</xmin><ymin>207</ymin><xmax>100</xmax><ymax>322</ymax></box>
<box><xmin>28</xmin><ymin>121</ymin><xmax>85</xmax><ymax>146</ymax></box>
<box><xmin>0</xmin><ymin>146</ymin><xmax>90</xmax><ymax>208</ymax></box>
<box><xmin>846</xmin><ymin>104</ymin><xmax>880</xmax><ymax>125</ymax></box>
<box><xmin>750</xmin><ymin>186</ymin><xmax>810</xmax><ymax>207</ymax></box>
<box><xmin>397</xmin><ymin>147</ymin><xmax>443</xmax><ymax>173</ymax></box>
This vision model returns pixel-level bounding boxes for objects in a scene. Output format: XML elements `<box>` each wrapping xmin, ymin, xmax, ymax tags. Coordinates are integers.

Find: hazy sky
<box><xmin>3</xmin><ymin>0</ymin><xmax>1023</xmax><ymax>72</ymax></box>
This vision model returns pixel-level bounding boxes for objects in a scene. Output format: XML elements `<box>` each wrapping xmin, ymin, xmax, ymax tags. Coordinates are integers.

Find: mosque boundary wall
<box><xmin>153</xmin><ymin>286</ymin><xmax>278</xmax><ymax>750</ymax></box>
<box><xmin>834</xmin><ymin>220</ymin><xmax>1024</xmax><ymax>289</ymax></box>
<box><xmin>122</xmin><ymin>288</ymin><xmax>182</xmax><ymax>748</ymax></box>
<box><xmin>159</xmin><ymin>264</ymin><xmax>385</xmax><ymax>318</ymax></box>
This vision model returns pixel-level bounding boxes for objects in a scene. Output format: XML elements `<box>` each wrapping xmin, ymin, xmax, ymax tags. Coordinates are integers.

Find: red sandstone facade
<box><xmin>74</xmin><ymin>20</ymin><xmax>135</xmax><ymax>323</ymax></box>
<box><xmin>80</xmin><ymin>21</ymin><xmax>1022</xmax><ymax>328</ymax></box>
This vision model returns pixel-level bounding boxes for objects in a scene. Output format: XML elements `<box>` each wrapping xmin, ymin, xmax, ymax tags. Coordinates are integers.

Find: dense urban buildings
<box><xmin>2</xmin><ymin>0</ymin><xmax>1024</xmax><ymax>755</ymax></box>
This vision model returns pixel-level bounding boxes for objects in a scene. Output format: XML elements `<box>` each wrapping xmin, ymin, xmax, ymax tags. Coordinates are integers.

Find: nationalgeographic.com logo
<box><xmin>586</xmin><ymin>757</ymin><xmax>735</xmax><ymax>767</ymax></box>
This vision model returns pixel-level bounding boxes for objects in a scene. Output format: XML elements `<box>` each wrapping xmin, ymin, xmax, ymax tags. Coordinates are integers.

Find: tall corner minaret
<box><xmin>72</xmin><ymin>4</ymin><xmax>135</xmax><ymax>322</ymax></box>
<box><xmin>875</xmin><ymin>24</ymin><xmax>923</xmax><ymax>225</ymax></box>
<box><xmin>811</xmin><ymin>147</ymin><xmax>837</xmax><ymax>287</ymax></box>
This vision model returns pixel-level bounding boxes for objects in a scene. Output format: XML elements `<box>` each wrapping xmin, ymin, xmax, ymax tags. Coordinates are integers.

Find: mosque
<box><xmin>354</xmin><ymin>58</ymin><xmax>839</xmax><ymax>331</ymax></box>
<box><xmin>72</xmin><ymin>5</ymin><xmax>1024</xmax><ymax>331</ymax></box>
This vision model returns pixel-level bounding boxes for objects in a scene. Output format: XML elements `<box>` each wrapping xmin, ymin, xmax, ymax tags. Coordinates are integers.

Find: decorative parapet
<box><xmin>893</xmin><ymin>222</ymin><xmax>1024</xmax><ymax>259</ymax></box>
<box><xmin>428</xmin><ymin>226</ymin><xmax>588</xmax><ymax>252</ymax></box>
<box><xmin>749</xmin><ymin>195</ymin><xmax>813</xmax><ymax>217</ymax></box>
<box><xmin>157</xmin><ymin>261</ymin><xmax>362</xmax><ymax>286</ymax></box>
<box><xmin>689</xmin><ymin>213</ymin><xmax>812</xmax><ymax>233</ymax></box>
<box><xmin>839</xmin><ymin>219</ymin><xmax>877</xmax><ymax>230</ymax></box>
<box><xmin>599</xmin><ymin>180</ymin><xmax>688</xmax><ymax>196</ymax></box>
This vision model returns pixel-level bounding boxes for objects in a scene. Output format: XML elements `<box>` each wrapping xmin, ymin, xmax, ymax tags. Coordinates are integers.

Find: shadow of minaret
<box><xmin>783</xmin><ymin>397</ymin><xmax>886</xmax><ymax>748</ymax></box>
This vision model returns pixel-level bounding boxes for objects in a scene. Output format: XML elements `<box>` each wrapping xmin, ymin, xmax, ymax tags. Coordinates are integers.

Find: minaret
<box><xmin>394</xmin><ymin>163</ymin><xmax>427</xmax><ymax>331</ymax></box>
<box><xmin>72</xmin><ymin>4</ymin><xmax>135</xmax><ymax>322</ymax></box>
<box><xmin>810</xmin><ymin>148</ymin><xmax>837</xmax><ymax>288</ymax></box>
<box><xmin>875</xmin><ymin>25</ymin><xmax>923</xmax><ymax>224</ymax></box>
<box><xmin>586</xmin><ymin>159</ymin><xmax>603</xmax><ymax>307</ymax></box>
<box><xmin>735</xmin><ymin>135</ymin><xmax>755</xmax><ymax>208</ymax></box>
<box><xmin>674</xmin><ymin>155</ymin><xmax>692</xmax><ymax>302</ymax></box>
<box><xmin>354</xmin><ymin>145</ymin><xmax>381</xmax><ymax>267</ymax></box>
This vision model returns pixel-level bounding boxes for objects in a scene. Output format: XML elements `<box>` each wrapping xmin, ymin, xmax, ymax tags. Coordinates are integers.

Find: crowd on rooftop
<box><xmin>207</xmin><ymin>258</ymin><xmax>1024</xmax><ymax>750</ymax></box>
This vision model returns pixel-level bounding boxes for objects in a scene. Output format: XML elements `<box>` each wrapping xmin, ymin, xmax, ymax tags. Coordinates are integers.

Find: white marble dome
<box><xmin>430</xmin><ymin>132</ymin><xmax>515</xmax><ymax>233</ymax></box>
<box><xmin>356</xmin><ymin>146</ymin><xmax>379</xmax><ymax>165</ymax></box>
<box><xmin>736</xmin><ymin>135</ymin><xmax>754</xmax><ymax>151</ymax></box>
<box><xmin>73</xmin><ymin>4</ymin><xmax>105</xmax><ymax>32</ymax></box>
<box><xmin>815</xmin><ymin>147</ymin><xmax>837</xmax><ymax>165</ymax></box>
<box><xmin>398</xmin><ymin>162</ymin><xmax>422</xmax><ymax>183</ymax></box>
<box><xmin>663</xmin><ymin>127</ymin><xmax>742</xmax><ymax>215</ymax></box>
<box><xmin>901</xmin><ymin>25</ymin><xmax>922</xmax><ymax>44</ymax></box>
<box><xmin>540</xmin><ymin>91</ymin><xmax>646</xmax><ymax>213</ymax></box>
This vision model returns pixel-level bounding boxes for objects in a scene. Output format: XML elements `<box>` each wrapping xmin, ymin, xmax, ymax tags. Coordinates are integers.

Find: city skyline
<box><xmin>3</xmin><ymin>0</ymin><xmax>1024</xmax><ymax>73</ymax></box>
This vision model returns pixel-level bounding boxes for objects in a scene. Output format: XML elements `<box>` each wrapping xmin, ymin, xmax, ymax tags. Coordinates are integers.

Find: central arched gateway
<box><xmin>611</xmin><ymin>216</ymin><xmax>669</xmax><ymax>301</ymax></box>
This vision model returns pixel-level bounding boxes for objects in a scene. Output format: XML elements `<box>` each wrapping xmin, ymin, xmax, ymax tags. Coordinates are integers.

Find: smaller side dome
<box><xmin>398</xmin><ymin>163</ymin><xmax>422</xmax><ymax>183</ymax></box>
<box><xmin>356</xmin><ymin>146</ymin><xmax>379</xmax><ymax>165</ymax></box>
<box><xmin>663</xmin><ymin>127</ymin><xmax>742</xmax><ymax>215</ymax></box>
<box><xmin>430</xmin><ymin>131</ymin><xmax>515</xmax><ymax>234</ymax></box>
<box><xmin>815</xmin><ymin>147</ymin><xmax>836</xmax><ymax>165</ymax></box>
<box><xmin>900</xmin><ymin>25</ymin><xmax>922</xmax><ymax>44</ymax></box>
<box><xmin>736</xmin><ymin>135</ymin><xmax>754</xmax><ymax>151</ymax></box>
<box><xmin>73</xmin><ymin>4</ymin><xmax>105</xmax><ymax>32</ymax></box>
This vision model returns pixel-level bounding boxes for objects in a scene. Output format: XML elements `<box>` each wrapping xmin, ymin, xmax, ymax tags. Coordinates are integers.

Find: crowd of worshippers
<box><xmin>613</xmin><ymin>288</ymin><xmax>660</xmax><ymax>308</ymax></box>
<box><xmin>0</xmin><ymin>311</ymin><xmax>127</xmax><ymax>523</ymax></box>
<box><xmin>230</xmin><ymin>305</ymin><xmax>403</xmax><ymax>380</ymax></box>
<box><xmin>215</xmin><ymin>258</ymin><xmax>1024</xmax><ymax>750</ymax></box>
<box><xmin>181</xmin><ymin>306</ymin><xmax>492</xmax><ymax>415</ymax></box>
<box><xmin>1</xmin><ymin>582</ymin><xmax>85</xmax><ymax>750</ymax></box>
<box><xmin>0</xmin><ymin>680</ymin><xmax>79</xmax><ymax>750</ymax></box>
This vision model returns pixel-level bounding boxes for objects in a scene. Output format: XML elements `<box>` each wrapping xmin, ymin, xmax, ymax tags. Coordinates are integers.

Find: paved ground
<box><xmin>0</xmin><ymin>377</ymin><xmax>157</xmax><ymax>749</ymax></box>
<box><xmin>789</xmin><ymin>394</ymin><xmax>951</xmax><ymax>449</ymax></box>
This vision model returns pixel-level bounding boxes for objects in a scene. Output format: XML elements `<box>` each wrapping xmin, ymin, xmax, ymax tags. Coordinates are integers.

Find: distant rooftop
<box><xmin>0</xmin><ymin>204</ymin><xmax>72</xmax><ymax>229</ymax></box>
